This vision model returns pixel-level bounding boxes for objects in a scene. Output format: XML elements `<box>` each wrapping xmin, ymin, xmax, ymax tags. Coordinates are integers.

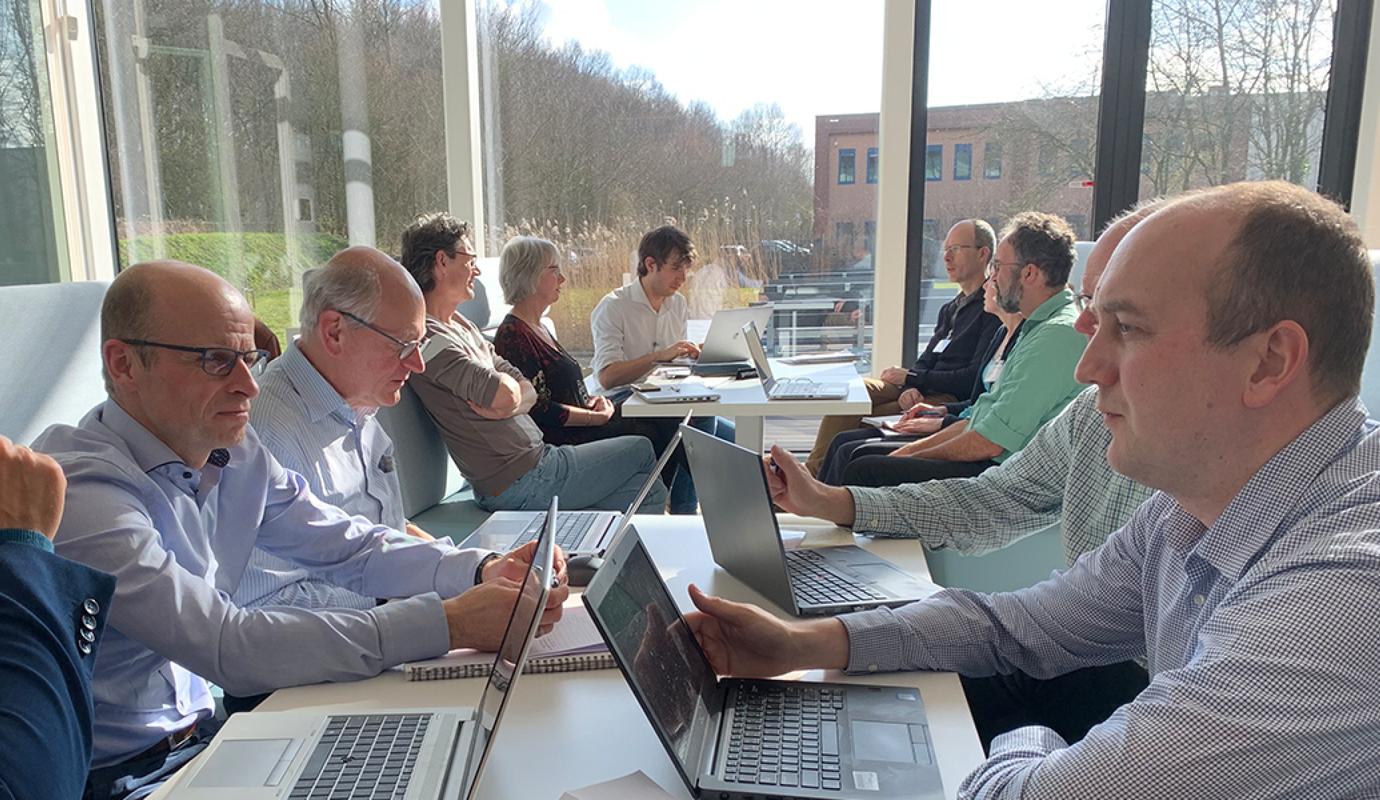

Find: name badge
<box><xmin>932</xmin><ymin>338</ymin><xmax>952</xmax><ymax>354</ymax></box>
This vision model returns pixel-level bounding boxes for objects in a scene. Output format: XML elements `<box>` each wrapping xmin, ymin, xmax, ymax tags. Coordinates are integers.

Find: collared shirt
<box><xmin>840</xmin><ymin>398</ymin><xmax>1380</xmax><ymax>799</ymax></box>
<box><xmin>237</xmin><ymin>342</ymin><xmax>404</xmax><ymax>610</ymax></box>
<box><xmin>33</xmin><ymin>400</ymin><xmax>483</xmax><ymax>766</ymax></box>
<box><xmin>967</xmin><ymin>289</ymin><xmax>1086</xmax><ymax>462</ymax></box>
<box><xmin>590</xmin><ymin>277</ymin><xmax>688</xmax><ymax>380</ymax></box>
<box><xmin>851</xmin><ymin>386</ymin><xmax>1154</xmax><ymax>566</ymax></box>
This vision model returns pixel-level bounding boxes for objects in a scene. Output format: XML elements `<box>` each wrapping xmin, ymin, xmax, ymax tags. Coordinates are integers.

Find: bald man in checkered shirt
<box><xmin>687</xmin><ymin>181</ymin><xmax>1380</xmax><ymax>799</ymax></box>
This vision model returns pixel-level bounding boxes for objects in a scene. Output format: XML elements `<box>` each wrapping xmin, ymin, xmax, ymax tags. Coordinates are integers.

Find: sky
<box><xmin>530</xmin><ymin>0</ymin><xmax>1107</xmax><ymax>142</ymax></box>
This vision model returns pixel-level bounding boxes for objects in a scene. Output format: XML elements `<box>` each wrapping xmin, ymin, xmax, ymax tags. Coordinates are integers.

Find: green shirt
<box><xmin>967</xmin><ymin>288</ymin><xmax>1086</xmax><ymax>463</ymax></box>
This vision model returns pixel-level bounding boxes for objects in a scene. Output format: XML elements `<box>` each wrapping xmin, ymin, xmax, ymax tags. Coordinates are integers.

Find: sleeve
<box><xmin>590</xmin><ymin>296</ymin><xmax>627</xmax><ymax>381</ymax></box>
<box><xmin>847</xmin><ymin>395</ymin><xmax>1074</xmax><ymax>552</ymax></box>
<box><xmin>51</xmin><ymin>454</ymin><xmax>473</xmax><ymax>696</ymax></box>
<box><xmin>421</xmin><ymin>328</ymin><xmax>506</xmax><ymax>408</ymax></box>
<box><xmin>493</xmin><ymin>326</ymin><xmax>568</xmax><ymax>428</ymax></box>
<box><xmin>967</xmin><ymin>323</ymin><xmax>1086</xmax><ymax>456</ymax></box>
<box><xmin>909</xmin><ymin>312</ymin><xmax>1002</xmax><ymax>397</ymax></box>
<box><xmin>0</xmin><ymin>541</ymin><xmax>115</xmax><ymax>800</ymax></box>
<box><xmin>958</xmin><ymin>531</ymin><xmax>1380</xmax><ymax>799</ymax></box>
<box><xmin>838</xmin><ymin>505</ymin><xmax>1151</xmax><ymax>678</ymax></box>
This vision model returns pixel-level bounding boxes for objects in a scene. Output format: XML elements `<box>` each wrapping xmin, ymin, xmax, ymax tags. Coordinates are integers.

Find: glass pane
<box><xmin>922</xmin><ymin>0</ymin><xmax>1105</xmax><ymax>347</ymax></box>
<box><xmin>0</xmin><ymin>0</ymin><xmax>70</xmax><ymax>285</ymax></box>
<box><xmin>1140</xmin><ymin>0</ymin><xmax>1337</xmax><ymax>199</ymax></box>
<box><xmin>92</xmin><ymin>0</ymin><xmax>447</xmax><ymax>338</ymax></box>
<box><xmin>476</xmin><ymin>1</ymin><xmax>885</xmax><ymax>375</ymax></box>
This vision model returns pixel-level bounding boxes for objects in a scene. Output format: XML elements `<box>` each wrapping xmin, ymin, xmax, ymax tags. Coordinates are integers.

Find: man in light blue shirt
<box><xmin>682</xmin><ymin>182</ymin><xmax>1380</xmax><ymax>797</ymax></box>
<box><xmin>239</xmin><ymin>247</ymin><xmax>442</xmax><ymax>614</ymax></box>
<box><xmin>34</xmin><ymin>260</ymin><xmax>567</xmax><ymax>798</ymax></box>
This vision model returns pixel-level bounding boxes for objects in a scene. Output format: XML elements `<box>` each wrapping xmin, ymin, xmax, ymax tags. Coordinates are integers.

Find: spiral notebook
<box><xmin>404</xmin><ymin>604</ymin><xmax>613</xmax><ymax>681</ymax></box>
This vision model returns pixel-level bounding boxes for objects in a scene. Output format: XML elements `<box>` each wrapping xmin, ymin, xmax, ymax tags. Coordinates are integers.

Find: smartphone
<box><xmin>632</xmin><ymin>382</ymin><xmax>661</xmax><ymax>392</ymax></box>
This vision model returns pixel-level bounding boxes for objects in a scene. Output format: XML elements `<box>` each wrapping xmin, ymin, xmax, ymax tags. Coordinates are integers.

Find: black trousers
<box><xmin>961</xmin><ymin>661</ymin><xmax>1150</xmax><ymax>753</ymax></box>
<box><xmin>841</xmin><ymin>452</ymin><xmax>994</xmax><ymax>487</ymax></box>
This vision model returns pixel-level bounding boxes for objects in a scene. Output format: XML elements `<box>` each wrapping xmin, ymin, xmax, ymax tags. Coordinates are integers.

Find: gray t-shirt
<box><xmin>410</xmin><ymin>312</ymin><xmax>544</xmax><ymax>497</ymax></box>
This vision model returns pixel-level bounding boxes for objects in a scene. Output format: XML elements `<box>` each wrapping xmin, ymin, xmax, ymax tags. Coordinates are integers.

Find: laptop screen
<box><xmin>740</xmin><ymin>320</ymin><xmax>775</xmax><ymax>382</ymax></box>
<box><xmin>464</xmin><ymin>496</ymin><xmax>557</xmax><ymax>798</ymax></box>
<box><xmin>582</xmin><ymin>532</ymin><xmax>720</xmax><ymax>787</ymax></box>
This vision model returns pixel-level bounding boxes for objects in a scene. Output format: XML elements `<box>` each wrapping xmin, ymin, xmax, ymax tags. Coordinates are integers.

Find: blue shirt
<box><xmin>238</xmin><ymin>342</ymin><xmax>405</xmax><ymax>611</ymax></box>
<box><xmin>33</xmin><ymin>400</ymin><xmax>484</xmax><ymax>766</ymax></box>
<box><xmin>841</xmin><ymin>398</ymin><xmax>1380</xmax><ymax>798</ymax></box>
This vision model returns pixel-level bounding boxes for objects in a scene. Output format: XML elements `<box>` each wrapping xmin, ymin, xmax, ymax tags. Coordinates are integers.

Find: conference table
<box><xmin>614</xmin><ymin>360</ymin><xmax>873</xmax><ymax>453</ymax></box>
<box><xmin>152</xmin><ymin>515</ymin><xmax>983</xmax><ymax>799</ymax></box>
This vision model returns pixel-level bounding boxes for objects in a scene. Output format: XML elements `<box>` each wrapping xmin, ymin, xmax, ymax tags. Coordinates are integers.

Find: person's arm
<box><xmin>958</xmin><ymin>534</ymin><xmax>1380</xmax><ymax>799</ymax></box>
<box><xmin>907</xmin><ymin>311</ymin><xmax>1001</xmax><ymax>398</ymax></box>
<box><xmin>493</xmin><ymin>325</ymin><xmax>562</xmax><ymax>426</ymax></box>
<box><xmin>895</xmin><ymin>421</ymin><xmax>1005</xmax><ymax>462</ymax></box>
<box><xmin>965</xmin><ymin>323</ymin><xmax>1087</xmax><ymax>460</ymax></box>
<box><xmin>424</xmin><ymin>326</ymin><xmax>524</xmax><ymax>416</ymax></box>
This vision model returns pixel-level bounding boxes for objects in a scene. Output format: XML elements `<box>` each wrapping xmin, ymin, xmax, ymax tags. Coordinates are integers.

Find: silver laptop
<box><xmin>170</xmin><ymin>497</ymin><xmax>559</xmax><ymax>800</ymax></box>
<box><xmin>457</xmin><ymin>411</ymin><xmax>691</xmax><ymax>556</ymax></box>
<box><xmin>583</xmin><ymin>527</ymin><xmax>944</xmax><ymax>800</ymax></box>
<box><xmin>681</xmin><ymin>424</ymin><xmax>938</xmax><ymax>616</ymax></box>
<box><xmin>696</xmin><ymin>305</ymin><xmax>774</xmax><ymax>363</ymax></box>
<box><xmin>741</xmin><ymin>320</ymin><xmax>849</xmax><ymax>400</ymax></box>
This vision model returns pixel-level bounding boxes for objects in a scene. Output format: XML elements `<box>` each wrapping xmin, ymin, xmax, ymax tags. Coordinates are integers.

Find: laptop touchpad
<box><xmin>190</xmin><ymin>738</ymin><xmax>297</xmax><ymax>787</ymax></box>
<box><xmin>850</xmin><ymin>720</ymin><xmax>915</xmax><ymax>763</ymax></box>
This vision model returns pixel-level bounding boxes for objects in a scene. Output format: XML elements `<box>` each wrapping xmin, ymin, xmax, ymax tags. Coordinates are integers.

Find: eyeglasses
<box><xmin>1072</xmin><ymin>290</ymin><xmax>1094</xmax><ymax>313</ymax></box>
<box><xmin>119</xmin><ymin>339</ymin><xmax>271</xmax><ymax>377</ymax></box>
<box><xmin>943</xmin><ymin>244</ymin><xmax>978</xmax><ymax>257</ymax></box>
<box><xmin>335</xmin><ymin>309</ymin><xmax>424</xmax><ymax>362</ymax></box>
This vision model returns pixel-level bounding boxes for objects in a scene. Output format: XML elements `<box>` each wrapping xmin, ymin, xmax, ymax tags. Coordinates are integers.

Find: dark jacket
<box><xmin>906</xmin><ymin>287</ymin><xmax>1002</xmax><ymax>397</ymax></box>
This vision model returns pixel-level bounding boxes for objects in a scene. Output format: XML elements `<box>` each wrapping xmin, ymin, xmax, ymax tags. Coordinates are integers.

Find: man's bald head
<box><xmin>300</xmin><ymin>246</ymin><xmax>423</xmax><ymax>334</ymax></box>
<box><xmin>1080</xmin><ymin>198</ymin><xmax>1172</xmax><ymax>296</ymax></box>
<box><xmin>101</xmin><ymin>261</ymin><xmax>252</xmax><ymax>393</ymax></box>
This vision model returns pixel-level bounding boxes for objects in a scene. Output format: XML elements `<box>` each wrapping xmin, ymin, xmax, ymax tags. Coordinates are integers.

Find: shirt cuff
<box><xmin>375</xmin><ymin>593</ymin><xmax>454</xmax><ymax>664</ymax></box>
<box><xmin>967</xmin><ymin>411</ymin><xmax>1021</xmax><ymax>457</ymax></box>
<box><xmin>839</xmin><ymin>607</ymin><xmax>907</xmax><ymax>673</ymax></box>
<box><xmin>989</xmin><ymin>724</ymin><xmax>1068</xmax><ymax>757</ymax></box>
<box><xmin>847</xmin><ymin>486</ymin><xmax>892</xmax><ymax>532</ymax></box>
<box><xmin>904</xmin><ymin>369</ymin><xmax>928</xmax><ymax>390</ymax></box>
<box><xmin>0</xmin><ymin>528</ymin><xmax>53</xmax><ymax>552</ymax></box>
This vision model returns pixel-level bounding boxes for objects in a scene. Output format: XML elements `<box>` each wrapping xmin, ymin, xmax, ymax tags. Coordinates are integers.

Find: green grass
<box><xmin>249</xmin><ymin>288</ymin><xmax>295</xmax><ymax>342</ymax></box>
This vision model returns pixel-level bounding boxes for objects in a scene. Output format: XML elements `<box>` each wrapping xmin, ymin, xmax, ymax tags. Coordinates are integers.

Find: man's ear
<box><xmin>433</xmin><ymin>248</ymin><xmax>448</xmax><ymax>276</ymax></box>
<box><xmin>1242</xmin><ymin>320</ymin><xmax>1309</xmax><ymax>409</ymax></box>
<box><xmin>318</xmin><ymin>311</ymin><xmax>348</xmax><ymax>358</ymax></box>
<box><xmin>643</xmin><ymin>255</ymin><xmax>658</xmax><ymax>275</ymax></box>
<box><xmin>103</xmin><ymin>339</ymin><xmax>140</xmax><ymax>392</ymax></box>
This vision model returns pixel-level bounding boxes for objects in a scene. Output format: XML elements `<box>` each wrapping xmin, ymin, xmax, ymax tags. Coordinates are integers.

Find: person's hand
<box><xmin>899</xmin><ymin>401</ymin><xmax>945</xmax><ymax>422</ymax></box>
<box><xmin>443</xmin><ymin>576</ymin><xmax>568</xmax><ymax>650</ymax></box>
<box><xmin>684</xmin><ymin>585</ymin><xmax>848</xmax><ymax>676</ymax></box>
<box><xmin>404</xmin><ymin>522</ymin><xmax>435</xmax><ymax>541</ymax></box>
<box><xmin>879</xmin><ymin>366</ymin><xmax>910</xmax><ymax>386</ymax></box>
<box><xmin>897</xmin><ymin>388</ymin><xmax>923</xmax><ymax>411</ymax></box>
<box><xmin>889</xmin><ymin>438</ymin><xmax>933</xmax><ymax>458</ymax></box>
<box><xmin>655</xmin><ymin>340</ymin><xmax>701</xmax><ymax>361</ymax></box>
<box><xmin>848</xmin><ymin>308</ymin><xmax>862</xmax><ymax>324</ymax></box>
<box><xmin>0</xmin><ymin>436</ymin><xmax>65</xmax><ymax>540</ymax></box>
<box><xmin>483</xmin><ymin>541</ymin><xmax>569</xmax><ymax>588</ymax></box>
<box><xmin>761</xmin><ymin>444</ymin><xmax>855</xmax><ymax>526</ymax></box>
<box><xmin>483</xmin><ymin>374</ymin><xmax>524</xmax><ymax>418</ymax></box>
<box><xmin>890</xmin><ymin>416</ymin><xmax>944</xmax><ymax>436</ymax></box>
<box><xmin>585</xmin><ymin>395</ymin><xmax>615</xmax><ymax>426</ymax></box>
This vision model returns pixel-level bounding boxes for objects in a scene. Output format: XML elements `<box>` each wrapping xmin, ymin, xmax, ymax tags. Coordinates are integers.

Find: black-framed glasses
<box><xmin>1072</xmin><ymin>289</ymin><xmax>1094</xmax><ymax>313</ymax></box>
<box><xmin>943</xmin><ymin>244</ymin><xmax>977</xmax><ymax>257</ymax></box>
<box><xmin>119</xmin><ymin>339</ymin><xmax>270</xmax><ymax>377</ymax></box>
<box><xmin>335</xmin><ymin>309</ymin><xmax>423</xmax><ymax>362</ymax></box>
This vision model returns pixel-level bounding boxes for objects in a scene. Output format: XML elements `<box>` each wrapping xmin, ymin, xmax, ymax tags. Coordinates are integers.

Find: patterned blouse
<box><xmin>492</xmin><ymin>314</ymin><xmax>590</xmax><ymax>440</ymax></box>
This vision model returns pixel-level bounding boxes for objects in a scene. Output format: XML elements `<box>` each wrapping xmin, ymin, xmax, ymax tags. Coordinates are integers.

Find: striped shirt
<box><xmin>841</xmin><ymin>398</ymin><xmax>1380</xmax><ymax>798</ymax></box>
<box><xmin>850</xmin><ymin>386</ymin><xmax>1153</xmax><ymax>566</ymax></box>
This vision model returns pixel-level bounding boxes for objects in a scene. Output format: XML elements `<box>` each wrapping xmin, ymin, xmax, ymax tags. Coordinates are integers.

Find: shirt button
<box><xmin>1192</xmin><ymin>594</ymin><xmax>1205</xmax><ymax>607</ymax></box>
<box><xmin>83</xmin><ymin>598</ymin><xmax>100</xmax><ymax>615</ymax></box>
<box><xmin>81</xmin><ymin>615</ymin><xmax>97</xmax><ymax>631</ymax></box>
<box><xmin>77</xmin><ymin>641</ymin><xmax>92</xmax><ymax>656</ymax></box>
<box><xmin>182</xmin><ymin>471</ymin><xmax>192</xmax><ymax>480</ymax></box>
<box><xmin>80</xmin><ymin>629</ymin><xmax>96</xmax><ymax>643</ymax></box>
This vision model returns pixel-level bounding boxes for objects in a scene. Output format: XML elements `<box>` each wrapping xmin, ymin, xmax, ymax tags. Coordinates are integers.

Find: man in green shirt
<box><xmin>845</xmin><ymin>212</ymin><xmax>1087</xmax><ymax>487</ymax></box>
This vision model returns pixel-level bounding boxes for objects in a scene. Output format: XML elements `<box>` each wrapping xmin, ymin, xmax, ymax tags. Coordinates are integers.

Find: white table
<box><xmin>618</xmin><ymin>361</ymin><xmax>873</xmax><ymax>453</ymax></box>
<box><xmin>152</xmin><ymin>515</ymin><xmax>983</xmax><ymax>799</ymax></box>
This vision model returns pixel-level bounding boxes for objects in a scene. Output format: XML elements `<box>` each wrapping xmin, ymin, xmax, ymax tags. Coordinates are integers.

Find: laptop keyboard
<box><xmin>509</xmin><ymin>512</ymin><xmax>600</xmax><ymax>551</ymax></box>
<box><xmin>288</xmin><ymin>713</ymin><xmax>429</xmax><ymax>800</ymax></box>
<box><xmin>768</xmin><ymin>378</ymin><xmax>827</xmax><ymax>399</ymax></box>
<box><xmin>724</xmin><ymin>682</ymin><xmax>846</xmax><ymax>791</ymax></box>
<box><xmin>786</xmin><ymin>549</ymin><xmax>888</xmax><ymax>607</ymax></box>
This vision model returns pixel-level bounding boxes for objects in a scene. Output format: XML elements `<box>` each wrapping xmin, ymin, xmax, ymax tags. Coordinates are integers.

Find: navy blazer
<box><xmin>0</xmin><ymin>531</ymin><xmax>115</xmax><ymax>800</ymax></box>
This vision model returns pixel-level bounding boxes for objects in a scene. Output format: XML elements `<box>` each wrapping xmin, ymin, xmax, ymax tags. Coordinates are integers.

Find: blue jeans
<box><xmin>668</xmin><ymin>416</ymin><xmax>735</xmax><ymax>513</ymax></box>
<box><xmin>84</xmin><ymin>717</ymin><xmax>224</xmax><ymax>799</ymax></box>
<box><xmin>476</xmin><ymin>438</ymin><xmax>668</xmax><ymax>513</ymax></box>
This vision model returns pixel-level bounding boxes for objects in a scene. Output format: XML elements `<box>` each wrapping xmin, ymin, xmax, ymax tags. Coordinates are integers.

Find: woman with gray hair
<box><xmin>494</xmin><ymin>236</ymin><xmax>692</xmax><ymax>511</ymax></box>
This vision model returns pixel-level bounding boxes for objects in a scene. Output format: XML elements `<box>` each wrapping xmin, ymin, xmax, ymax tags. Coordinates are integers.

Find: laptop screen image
<box><xmin>463</xmin><ymin>495</ymin><xmax>558</xmax><ymax>798</ymax></box>
<box><xmin>583</xmin><ymin>534</ymin><xmax>722</xmax><ymax>790</ymax></box>
<box><xmin>740</xmin><ymin>320</ymin><xmax>776</xmax><ymax>383</ymax></box>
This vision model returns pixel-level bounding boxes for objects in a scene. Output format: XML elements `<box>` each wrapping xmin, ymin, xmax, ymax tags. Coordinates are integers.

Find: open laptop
<box><xmin>681</xmin><ymin>424</ymin><xmax>938</xmax><ymax>616</ymax></box>
<box><xmin>583</xmin><ymin>527</ymin><xmax>944</xmax><ymax>800</ymax></box>
<box><xmin>741</xmin><ymin>320</ymin><xmax>849</xmax><ymax>400</ymax></box>
<box><xmin>670</xmin><ymin>306</ymin><xmax>774</xmax><ymax>376</ymax></box>
<box><xmin>457</xmin><ymin>410</ymin><xmax>691</xmax><ymax>556</ymax></box>
<box><xmin>170</xmin><ymin>497</ymin><xmax>559</xmax><ymax>800</ymax></box>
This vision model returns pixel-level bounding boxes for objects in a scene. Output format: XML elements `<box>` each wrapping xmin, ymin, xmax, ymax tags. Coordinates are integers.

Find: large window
<box><xmin>476</xmin><ymin>1</ymin><xmax>886</xmax><ymax>366</ymax></box>
<box><xmin>865</xmin><ymin>147</ymin><xmax>879</xmax><ymax>184</ymax></box>
<box><xmin>983</xmin><ymin>142</ymin><xmax>1003</xmax><ymax>179</ymax></box>
<box><xmin>1</xmin><ymin>0</ymin><xmax>70</xmax><ymax>285</ymax></box>
<box><xmin>92</xmin><ymin>0</ymin><xmax>448</xmax><ymax>337</ymax></box>
<box><xmin>925</xmin><ymin>144</ymin><xmax>942</xmax><ymax>180</ymax></box>
<box><xmin>1139</xmin><ymin>0</ymin><xmax>1336</xmax><ymax>200</ymax></box>
<box><xmin>954</xmin><ymin>143</ymin><xmax>972</xmax><ymax>180</ymax></box>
